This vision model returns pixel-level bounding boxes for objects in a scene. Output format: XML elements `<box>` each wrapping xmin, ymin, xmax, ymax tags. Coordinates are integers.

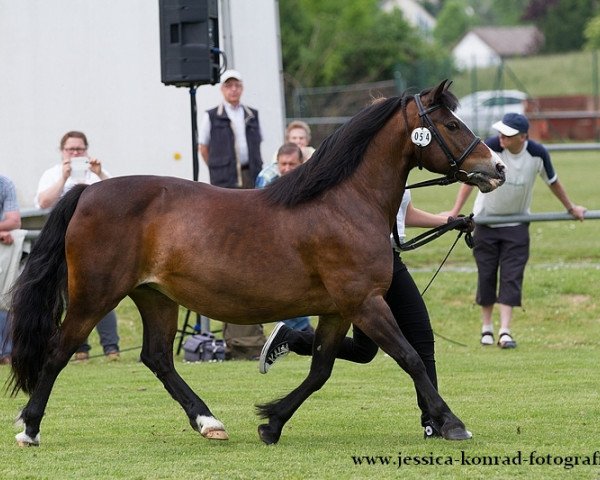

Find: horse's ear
<box><xmin>433</xmin><ymin>79</ymin><xmax>453</xmax><ymax>102</ymax></box>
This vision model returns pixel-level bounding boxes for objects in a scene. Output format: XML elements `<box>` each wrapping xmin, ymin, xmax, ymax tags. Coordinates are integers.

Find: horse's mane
<box><xmin>263</xmin><ymin>86</ymin><xmax>458</xmax><ymax>207</ymax></box>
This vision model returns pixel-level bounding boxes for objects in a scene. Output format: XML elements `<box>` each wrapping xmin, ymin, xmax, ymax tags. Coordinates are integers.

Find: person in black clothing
<box><xmin>259</xmin><ymin>191</ymin><xmax>474</xmax><ymax>438</ymax></box>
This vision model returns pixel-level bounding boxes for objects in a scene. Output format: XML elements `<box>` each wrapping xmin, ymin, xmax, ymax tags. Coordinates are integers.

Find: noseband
<box><xmin>407</xmin><ymin>93</ymin><xmax>482</xmax><ymax>188</ymax></box>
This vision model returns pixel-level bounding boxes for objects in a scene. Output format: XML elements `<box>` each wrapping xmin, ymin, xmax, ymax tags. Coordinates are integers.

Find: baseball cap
<box><xmin>220</xmin><ymin>69</ymin><xmax>243</xmax><ymax>84</ymax></box>
<box><xmin>492</xmin><ymin>112</ymin><xmax>529</xmax><ymax>137</ymax></box>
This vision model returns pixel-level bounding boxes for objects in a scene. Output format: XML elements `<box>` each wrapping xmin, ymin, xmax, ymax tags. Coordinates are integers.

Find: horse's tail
<box><xmin>7</xmin><ymin>184</ymin><xmax>88</xmax><ymax>396</ymax></box>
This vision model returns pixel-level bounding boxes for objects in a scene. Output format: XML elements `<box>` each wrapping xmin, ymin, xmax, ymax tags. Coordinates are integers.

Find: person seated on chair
<box><xmin>284</xmin><ymin>120</ymin><xmax>315</xmax><ymax>162</ymax></box>
<box><xmin>261</xmin><ymin>121</ymin><xmax>316</xmax><ymax>187</ymax></box>
<box><xmin>0</xmin><ymin>174</ymin><xmax>22</xmax><ymax>365</ymax></box>
<box><xmin>35</xmin><ymin>131</ymin><xmax>120</xmax><ymax>361</ymax></box>
<box><xmin>255</xmin><ymin>143</ymin><xmax>314</xmax><ymax>333</ymax></box>
<box><xmin>259</xmin><ymin>190</ymin><xmax>475</xmax><ymax>439</ymax></box>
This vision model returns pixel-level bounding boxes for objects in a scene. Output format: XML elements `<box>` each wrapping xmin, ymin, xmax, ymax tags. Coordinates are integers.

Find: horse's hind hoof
<box><xmin>443</xmin><ymin>427</ymin><xmax>473</xmax><ymax>441</ymax></box>
<box><xmin>17</xmin><ymin>440</ymin><xmax>39</xmax><ymax>448</ymax></box>
<box><xmin>15</xmin><ymin>431</ymin><xmax>40</xmax><ymax>447</ymax></box>
<box><xmin>201</xmin><ymin>428</ymin><xmax>229</xmax><ymax>441</ymax></box>
<box><xmin>258</xmin><ymin>424</ymin><xmax>280</xmax><ymax>445</ymax></box>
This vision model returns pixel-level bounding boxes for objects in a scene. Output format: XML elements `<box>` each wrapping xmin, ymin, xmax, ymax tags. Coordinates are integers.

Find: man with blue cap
<box><xmin>444</xmin><ymin>112</ymin><xmax>586</xmax><ymax>349</ymax></box>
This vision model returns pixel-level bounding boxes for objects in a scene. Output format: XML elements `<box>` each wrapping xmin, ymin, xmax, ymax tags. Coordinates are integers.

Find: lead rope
<box><xmin>395</xmin><ymin>219</ymin><xmax>472</xmax><ymax>347</ymax></box>
<box><xmin>426</xmin><ymin>234</ymin><xmax>469</xmax><ymax>348</ymax></box>
<box><xmin>418</xmin><ymin>234</ymin><xmax>469</xmax><ymax>347</ymax></box>
<box><xmin>418</xmin><ymin>231</ymin><xmax>463</xmax><ymax>298</ymax></box>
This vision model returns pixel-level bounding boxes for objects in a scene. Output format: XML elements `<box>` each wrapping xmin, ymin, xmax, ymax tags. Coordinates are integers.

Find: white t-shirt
<box><xmin>389</xmin><ymin>190</ymin><xmax>411</xmax><ymax>249</ymax></box>
<box><xmin>34</xmin><ymin>164</ymin><xmax>108</xmax><ymax>208</ymax></box>
<box><xmin>395</xmin><ymin>190</ymin><xmax>411</xmax><ymax>243</ymax></box>
<box><xmin>474</xmin><ymin>137</ymin><xmax>556</xmax><ymax>227</ymax></box>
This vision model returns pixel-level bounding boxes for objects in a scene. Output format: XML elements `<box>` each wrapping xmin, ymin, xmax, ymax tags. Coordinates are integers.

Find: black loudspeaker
<box><xmin>159</xmin><ymin>0</ymin><xmax>220</xmax><ymax>86</ymax></box>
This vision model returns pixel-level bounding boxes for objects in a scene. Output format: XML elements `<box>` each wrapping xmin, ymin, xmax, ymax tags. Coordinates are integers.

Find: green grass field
<box><xmin>1</xmin><ymin>152</ymin><xmax>599</xmax><ymax>479</ymax></box>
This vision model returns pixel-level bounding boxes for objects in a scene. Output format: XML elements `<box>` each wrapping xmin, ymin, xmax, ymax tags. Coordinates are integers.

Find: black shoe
<box><xmin>258</xmin><ymin>322</ymin><xmax>290</xmax><ymax>374</ymax></box>
<box><xmin>498</xmin><ymin>331</ymin><xmax>517</xmax><ymax>349</ymax></box>
<box><xmin>423</xmin><ymin>420</ymin><xmax>442</xmax><ymax>439</ymax></box>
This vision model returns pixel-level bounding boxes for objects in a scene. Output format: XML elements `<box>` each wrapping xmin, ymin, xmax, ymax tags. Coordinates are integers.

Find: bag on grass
<box><xmin>183</xmin><ymin>332</ymin><xmax>226</xmax><ymax>362</ymax></box>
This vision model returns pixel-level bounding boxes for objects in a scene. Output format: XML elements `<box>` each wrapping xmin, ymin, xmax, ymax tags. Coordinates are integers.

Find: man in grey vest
<box><xmin>198</xmin><ymin>69</ymin><xmax>263</xmax><ymax>188</ymax></box>
<box><xmin>198</xmin><ymin>69</ymin><xmax>266</xmax><ymax>358</ymax></box>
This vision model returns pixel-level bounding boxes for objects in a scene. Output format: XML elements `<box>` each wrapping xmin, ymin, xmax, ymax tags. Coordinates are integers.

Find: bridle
<box><xmin>395</xmin><ymin>90</ymin><xmax>481</xmax><ymax>348</ymax></box>
<box><xmin>406</xmin><ymin>93</ymin><xmax>482</xmax><ymax>189</ymax></box>
<box><xmin>398</xmin><ymin>91</ymin><xmax>478</xmax><ymax>256</ymax></box>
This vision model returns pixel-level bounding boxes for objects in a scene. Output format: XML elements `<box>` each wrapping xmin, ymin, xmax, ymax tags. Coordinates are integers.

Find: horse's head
<box><xmin>408</xmin><ymin>80</ymin><xmax>505</xmax><ymax>193</ymax></box>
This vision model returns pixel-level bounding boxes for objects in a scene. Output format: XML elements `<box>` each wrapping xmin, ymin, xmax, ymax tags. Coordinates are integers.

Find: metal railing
<box><xmin>475</xmin><ymin>210</ymin><xmax>600</xmax><ymax>225</ymax></box>
<box><xmin>545</xmin><ymin>143</ymin><xmax>600</xmax><ymax>151</ymax></box>
<box><xmin>23</xmin><ymin>211</ymin><xmax>599</xmax><ymax>239</ymax></box>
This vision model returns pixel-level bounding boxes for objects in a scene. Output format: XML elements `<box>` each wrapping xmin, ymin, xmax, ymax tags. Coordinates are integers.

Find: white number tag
<box><xmin>411</xmin><ymin>127</ymin><xmax>432</xmax><ymax>147</ymax></box>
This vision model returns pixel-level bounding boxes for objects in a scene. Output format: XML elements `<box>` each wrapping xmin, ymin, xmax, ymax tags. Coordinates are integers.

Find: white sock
<box><xmin>482</xmin><ymin>325</ymin><xmax>493</xmax><ymax>334</ymax></box>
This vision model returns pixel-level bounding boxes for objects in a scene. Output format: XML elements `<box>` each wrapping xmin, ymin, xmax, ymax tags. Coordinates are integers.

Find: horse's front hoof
<box><xmin>443</xmin><ymin>426</ymin><xmax>472</xmax><ymax>441</ymax></box>
<box><xmin>201</xmin><ymin>428</ymin><xmax>229</xmax><ymax>441</ymax></box>
<box><xmin>258</xmin><ymin>424</ymin><xmax>280</xmax><ymax>445</ymax></box>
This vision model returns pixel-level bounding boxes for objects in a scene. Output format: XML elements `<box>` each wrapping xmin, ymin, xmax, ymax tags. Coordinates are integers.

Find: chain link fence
<box><xmin>286</xmin><ymin>52</ymin><xmax>600</xmax><ymax>146</ymax></box>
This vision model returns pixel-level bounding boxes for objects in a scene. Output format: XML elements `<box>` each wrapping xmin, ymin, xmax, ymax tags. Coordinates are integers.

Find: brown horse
<box><xmin>8</xmin><ymin>80</ymin><xmax>505</xmax><ymax>447</ymax></box>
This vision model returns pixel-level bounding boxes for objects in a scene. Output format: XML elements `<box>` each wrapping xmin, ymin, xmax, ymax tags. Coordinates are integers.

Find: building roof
<box><xmin>467</xmin><ymin>26</ymin><xmax>544</xmax><ymax>58</ymax></box>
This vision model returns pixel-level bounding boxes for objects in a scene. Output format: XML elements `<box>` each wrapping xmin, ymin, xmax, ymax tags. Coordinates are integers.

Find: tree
<box><xmin>433</xmin><ymin>0</ymin><xmax>475</xmax><ymax>46</ymax></box>
<box><xmin>523</xmin><ymin>0</ymin><xmax>599</xmax><ymax>52</ymax></box>
<box><xmin>584</xmin><ymin>14</ymin><xmax>600</xmax><ymax>50</ymax></box>
<box><xmin>279</xmin><ymin>0</ymin><xmax>452</xmax><ymax>88</ymax></box>
<box><xmin>468</xmin><ymin>0</ymin><xmax>530</xmax><ymax>25</ymax></box>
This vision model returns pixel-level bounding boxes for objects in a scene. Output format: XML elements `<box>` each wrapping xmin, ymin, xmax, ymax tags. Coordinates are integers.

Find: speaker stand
<box><xmin>175</xmin><ymin>84</ymin><xmax>210</xmax><ymax>354</ymax></box>
<box><xmin>189</xmin><ymin>85</ymin><xmax>200</xmax><ymax>183</ymax></box>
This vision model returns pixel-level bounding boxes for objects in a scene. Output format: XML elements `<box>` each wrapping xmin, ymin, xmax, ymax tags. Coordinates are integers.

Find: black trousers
<box><xmin>287</xmin><ymin>252</ymin><xmax>437</xmax><ymax>425</ymax></box>
<box><xmin>473</xmin><ymin>223</ymin><xmax>530</xmax><ymax>307</ymax></box>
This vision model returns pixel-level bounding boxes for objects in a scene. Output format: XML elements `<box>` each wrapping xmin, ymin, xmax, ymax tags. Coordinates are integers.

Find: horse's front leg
<box><xmin>256</xmin><ymin>315</ymin><xmax>349</xmax><ymax>444</ymax></box>
<box><xmin>355</xmin><ymin>296</ymin><xmax>471</xmax><ymax>440</ymax></box>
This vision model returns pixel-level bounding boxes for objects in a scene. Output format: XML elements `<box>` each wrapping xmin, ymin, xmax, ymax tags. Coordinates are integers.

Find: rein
<box><xmin>406</xmin><ymin>175</ymin><xmax>458</xmax><ymax>189</ymax></box>
<box><xmin>395</xmin><ymin>221</ymin><xmax>471</xmax><ymax>348</ymax></box>
<box><xmin>395</xmin><ymin>216</ymin><xmax>473</xmax><ymax>252</ymax></box>
<box><xmin>393</xmin><ymin>221</ymin><xmax>471</xmax><ymax>348</ymax></box>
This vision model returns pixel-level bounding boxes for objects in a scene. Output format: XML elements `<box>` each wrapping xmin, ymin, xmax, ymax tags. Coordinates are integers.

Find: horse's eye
<box><xmin>446</xmin><ymin>121</ymin><xmax>459</xmax><ymax>131</ymax></box>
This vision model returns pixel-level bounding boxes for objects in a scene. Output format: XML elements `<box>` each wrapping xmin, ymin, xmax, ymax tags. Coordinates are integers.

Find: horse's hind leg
<box><xmin>16</xmin><ymin>305</ymin><xmax>107</xmax><ymax>446</ymax></box>
<box><xmin>256</xmin><ymin>315</ymin><xmax>349</xmax><ymax>444</ymax></box>
<box><xmin>355</xmin><ymin>296</ymin><xmax>471</xmax><ymax>440</ymax></box>
<box><xmin>129</xmin><ymin>286</ymin><xmax>227</xmax><ymax>440</ymax></box>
